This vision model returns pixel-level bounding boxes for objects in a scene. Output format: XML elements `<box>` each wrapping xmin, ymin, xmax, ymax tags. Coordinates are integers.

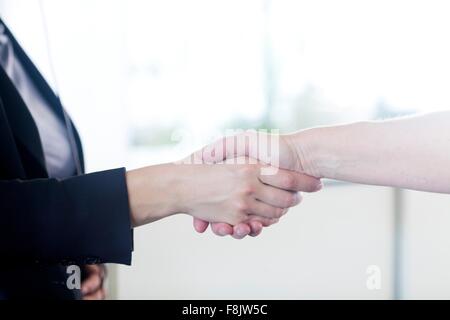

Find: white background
<box><xmin>1</xmin><ymin>0</ymin><xmax>450</xmax><ymax>299</ymax></box>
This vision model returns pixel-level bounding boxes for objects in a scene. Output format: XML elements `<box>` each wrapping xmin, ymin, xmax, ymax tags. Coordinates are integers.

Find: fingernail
<box><xmin>219</xmin><ymin>228</ymin><xmax>228</xmax><ymax>236</ymax></box>
<box><xmin>315</xmin><ymin>181</ymin><xmax>323</xmax><ymax>191</ymax></box>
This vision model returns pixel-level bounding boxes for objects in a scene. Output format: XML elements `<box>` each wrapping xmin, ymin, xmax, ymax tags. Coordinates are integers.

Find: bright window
<box><xmin>2</xmin><ymin>0</ymin><xmax>450</xmax><ymax>168</ymax></box>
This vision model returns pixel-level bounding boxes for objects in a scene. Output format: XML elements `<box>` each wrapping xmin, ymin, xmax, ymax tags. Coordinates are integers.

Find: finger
<box><xmin>247</xmin><ymin>213</ymin><xmax>283</xmax><ymax>226</ymax></box>
<box><xmin>232</xmin><ymin>223</ymin><xmax>251</xmax><ymax>239</ymax></box>
<box><xmin>259</xmin><ymin>169</ymin><xmax>323</xmax><ymax>192</ymax></box>
<box><xmin>255</xmin><ymin>184</ymin><xmax>302</xmax><ymax>209</ymax></box>
<box><xmin>86</xmin><ymin>264</ymin><xmax>106</xmax><ymax>279</ymax></box>
<box><xmin>248</xmin><ymin>221</ymin><xmax>263</xmax><ymax>237</ymax></box>
<box><xmin>245</xmin><ymin>198</ymin><xmax>289</xmax><ymax>219</ymax></box>
<box><xmin>193</xmin><ymin>218</ymin><xmax>209</xmax><ymax>233</ymax></box>
<box><xmin>211</xmin><ymin>223</ymin><xmax>234</xmax><ymax>236</ymax></box>
<box><xmin>81</xmin><ymin>272</ymin><xmax>102</xmax><ymax>295</ymax></box>
<box><xmin>84</xmin><ymin>264</ymin><xmax>97</xmax><ymax>273</ymax></box>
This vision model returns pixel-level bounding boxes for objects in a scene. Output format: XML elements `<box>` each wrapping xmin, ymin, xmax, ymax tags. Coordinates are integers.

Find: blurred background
<box><xmin>1</xmin><ymin>0</ymin><xmax>450</xmax><ymax>299</ymax></box>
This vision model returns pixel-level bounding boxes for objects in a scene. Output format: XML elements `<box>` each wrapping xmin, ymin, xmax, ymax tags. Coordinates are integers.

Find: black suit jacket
<box><xmin>0</xmin><ymin>19</ymin><xmax>133</xmax><ymax>299</ymax></box>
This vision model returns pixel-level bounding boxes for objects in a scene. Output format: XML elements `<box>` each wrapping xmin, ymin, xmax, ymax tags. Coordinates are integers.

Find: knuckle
<box><xmin>236</xmin><ymin>200</ymin><xmax>250</xmax><ymax>214</ymax></box>
<box><xmin>283</xmin><ymin>174</ymin><xmax>297</xmax><ymax>189</ymax></box>
<box><xmin>304</xmin><ymin>179</ymin><xmax>322</xmax><ymax>192</ymax></box>
<box><xmin>283</xmin><ymin>193</ymin><xmax>297</xmax><ymax>207</ymax></box>
<box><xmin>238</xmin><ymin>164</ymin><xmax>257</xmax><ymax>177</ymax></box>
<box><xmin>231</xmin><ymin>211</ymin><xmax>247</xmax><ymax>225</ymax></box>
<box><xmin>274</xmin><ymin>207</ymin><xmax>285</xmax><ymax>218</ymax></box>
<box><xmin>240</xmin><ymin>183</ymin><xmax>255</xmax><ymax>196</ymax></box>
<box><xmin>230</xmin><ymin>212</ymin><xmax>241</xmax><ymax>223</ymax></box>
<box><xmin>305</xmin><ymin>182</ymin><xmax>318</xmax><ymax>192</ymax></box>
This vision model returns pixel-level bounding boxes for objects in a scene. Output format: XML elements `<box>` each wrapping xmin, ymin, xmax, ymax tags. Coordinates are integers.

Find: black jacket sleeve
<box><xmin>0</xmin><ymin>168</ymin><xmax>133</xmax><ymax>265</ymax></box>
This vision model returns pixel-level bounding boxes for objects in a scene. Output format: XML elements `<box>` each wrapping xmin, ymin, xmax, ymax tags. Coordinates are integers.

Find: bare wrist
<box><xmin>291</xmin><ymin>123</ymin><xmax>365</xmax><ymax>180</ymax></box>
<box><xmin>287</xmin><ymin>128</ymin><xmax>325</xmax><ymax>178</ymax></box>
<box><xmin>126</xmin><ymin>164</ymin><xmax>183</xmax><ymax>227</ymax></box>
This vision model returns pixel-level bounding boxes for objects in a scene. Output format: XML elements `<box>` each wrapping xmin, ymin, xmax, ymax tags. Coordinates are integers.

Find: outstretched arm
<box><xmin>196</xmin><ymin>111</ymin><xmax>450</xmax><ymax>237</ymax></box>
<box><xmin>290</xmin><ymin>111</ymin><xmax>450</xmax><ymax>193</ymax></box>
<box><xmin>202</xmin><ymin>111</ymin><xmax>450</xmax><ymax>193</ymax></box>
<box><xmin>0</xmin><ymin>159</ymin><xmax>309</xmax><ymax>264</ymax></box>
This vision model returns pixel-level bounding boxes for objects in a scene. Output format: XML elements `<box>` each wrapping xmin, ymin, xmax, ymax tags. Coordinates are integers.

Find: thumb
<box><xmin>201</xmin><ymin>131</ymin><xmax>259</xmax><ymax>164</ymax></box>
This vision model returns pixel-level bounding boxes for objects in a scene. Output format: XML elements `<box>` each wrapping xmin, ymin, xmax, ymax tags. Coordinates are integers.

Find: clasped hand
<box><xmin>190</xmin><ymin>131</ymin><xmax>322</xmax><ymax>239</ymax></box>
<box><xmin>126</xmin><ymin>131</ymin><xmax>321</xmax><ymax>238</ymax></box>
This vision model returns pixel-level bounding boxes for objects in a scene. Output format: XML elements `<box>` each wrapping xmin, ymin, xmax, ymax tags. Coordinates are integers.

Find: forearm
<box><xmin>127</xmin><ymin>160</ymin><xmax>307</xmax><ymax>228</ymax></box>
<box><xmin>292</xmin><ymin>111</ymin><xmax>450</xmax><ymax>193</ymax></box>
<box><xmin>126</xmin><ymin>164</ymin><xmax>182</xmax><ymax>227</ymax></box>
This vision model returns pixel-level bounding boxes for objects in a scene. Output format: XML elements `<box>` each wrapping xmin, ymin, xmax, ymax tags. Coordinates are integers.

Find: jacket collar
<box><xmin>0</xmin><ymin>64</ymin><xmax>48</xmax><ymax>177</ymax></box>
<box><xmin>0</xmin><ymin>17</ymin><xmax>82</xmax><ymax>177</ymax></box>
<box><xmin>0</xmin><ymin>17</ymin><xmax>66</xmax><ymax>122</ymax></box>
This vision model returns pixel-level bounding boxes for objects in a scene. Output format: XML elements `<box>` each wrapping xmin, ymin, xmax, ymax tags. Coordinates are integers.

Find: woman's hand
<box><xmin>177</xmin><ymin>157</ymin><xmax>305</xmax><ymax>225</ymax></box>
<box><xmin>193</xmin><ymin>211</ymin><xmax>280</xmax><ymax>239</ymax></box>
<box><xmin>125</xmin><ymin>157</ymin><xmax>313</xmax><ymax>228</ymax></box>
<box><xmin>81</xmin><ymin>264</ymin><xmax>106</xmax><ymax>300</ymax></box>
<box><xmin>193</xmin><ymin>168</ymin><xmax>322</xmax><ymax>239</ymax></box>
<box><xmin>190</xmin><ymin>131</ymin><xmax>322</xmax><ymax>238</ymax></box>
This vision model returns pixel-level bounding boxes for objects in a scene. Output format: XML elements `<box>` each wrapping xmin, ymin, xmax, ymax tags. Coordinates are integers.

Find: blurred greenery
<box><xmin>130</xmin><ymin>124</ymin><xmax>181</xmax><ymax>147</ymax></box>
<box><xmin>282</xmin><ymin>85</ymin><xmax>342</xmax><ymax>132</ymax></box>
<box><xmin>129</xmin><ymin>85</ymin><xmax>417</xmax><ymax>148</ymax></box>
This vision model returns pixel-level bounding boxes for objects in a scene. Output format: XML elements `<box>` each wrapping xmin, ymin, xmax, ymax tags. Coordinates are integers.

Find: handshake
<box><xmin>125</xmin><ymin>130</ymin><xmax>322</xmax><ymax>238</ymax></box>
<box><xmin>187</xmin><ymin>131</ymin><xmax>322</xmax><ymax>239</ymax></box>
<box><xmin>127</xmin><ymin>112</ymin><xmax>450</xmax><ymax>238</ymax></box>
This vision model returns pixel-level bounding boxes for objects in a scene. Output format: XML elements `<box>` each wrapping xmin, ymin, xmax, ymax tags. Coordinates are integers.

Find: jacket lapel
<box><xmin>0</xmin><ymin>17</ymin><xmax>65</xmax><ymax>121</ymax></box>
<box><xmin>0</xmin><ymin>65</ymin><xmax>48</xmax><ymax>177</ymax></box>
<box><xmin>0</xmin><ymin>17</ymin><xmax>83</xmax><ymax>175</ymax></box>
<box><xmin>0</xmin><ymin>95</ymin><xmax>27</xmax><ymax>179</ymax></box>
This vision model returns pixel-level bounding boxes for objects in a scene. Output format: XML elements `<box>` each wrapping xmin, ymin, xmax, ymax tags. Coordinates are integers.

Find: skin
<box><xmin>294</xmin><ymin>112</ymin><xmax>450</xmax><ymax>193</ymax></box>
<box><xmin>81</xmin><ymin>111</ymin><xmax>450</xmax><ymax>298</ymax></box>
<box><xmin>125</xmin><ymin>157</ymin><xmax>321</xmax><ymax>228</ymax></box>
<box><xmin>83</xmin><ymin>154</ymin><xmax>321</xmax><ymax>300</ymax></box>
<box><xmin>193</xmin><ymin>163</ymin><xmax>322</xmax><ymax>238</ymax></box>
<box><xmin>81</xmin><ymin>264</ymin><xmax>106</xmax><ymax>300</ymax></box>
<box><xmin>192</xmin><ymin>134</ymin><xmax>321</xmax><ymax>238</ymax></box>
<box><xmin>194</xmin><ymin>111</ymin><xmax>450</xmax><ymax>237</ymax></box>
